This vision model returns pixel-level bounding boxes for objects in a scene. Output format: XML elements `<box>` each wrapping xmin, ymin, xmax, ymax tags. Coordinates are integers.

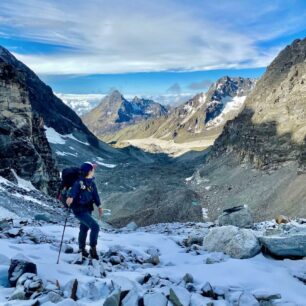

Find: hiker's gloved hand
<box><xmin>98</xmin><ymin>207</ymin><xmax>103</xmax><ymax>219</ymax></box>
<box><xmin>66</xmin><ymin>197</ymin><xmax>73</xmax><ymax>206</ymax></box>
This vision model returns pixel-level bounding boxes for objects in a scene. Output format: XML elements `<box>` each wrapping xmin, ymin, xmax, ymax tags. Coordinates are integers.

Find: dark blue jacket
<box><xmin>69</xmin><ymin>177</ymin><xmax>101</xmax><ymax>213</ymax></box>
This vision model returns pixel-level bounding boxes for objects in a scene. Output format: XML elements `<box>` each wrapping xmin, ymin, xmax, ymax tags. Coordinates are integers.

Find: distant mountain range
<box><xmin>99</xmin><ymin>77</ymin><xmax>255</xmax><ymax>155</ymax></box>
<box><xmin>81</xmin><ymin>90</ymin><xmax>168</xmax><ymax>137</ymax></box>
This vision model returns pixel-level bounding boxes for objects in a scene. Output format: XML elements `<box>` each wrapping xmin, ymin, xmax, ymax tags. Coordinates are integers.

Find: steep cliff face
<box><xmin>210</xmin><ymin>38</ymin><xmax>306</xmax><ymax>169</ymax></box>
<box><xmin>0</xmin><ymin>60</ymin><xmax>59</xmax><ymax>195</ymax></box>
<box><xmin>0</xmin><ymin>46</ymin><xmax>99</xmax><ymax>147</ymax></box>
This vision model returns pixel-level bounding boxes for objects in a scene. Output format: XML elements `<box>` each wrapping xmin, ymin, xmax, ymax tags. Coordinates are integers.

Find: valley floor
<box><xmin>116</xmin><ymin>136</ymin><xmax>216</xmax><ymax>157</ymax></box>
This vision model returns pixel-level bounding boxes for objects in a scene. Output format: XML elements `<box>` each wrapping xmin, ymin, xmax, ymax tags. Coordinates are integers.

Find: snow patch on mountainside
<box><xmin>206</xmin><ymin>96</ymin><xmax>246</xmax><ymax>129</ymax></box>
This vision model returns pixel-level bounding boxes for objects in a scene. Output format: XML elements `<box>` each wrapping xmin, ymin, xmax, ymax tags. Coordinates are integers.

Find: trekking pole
<box><xmin>57</xmin><ymin>208</ymin><xmax>70</xmax><ymax>264</ymax></box>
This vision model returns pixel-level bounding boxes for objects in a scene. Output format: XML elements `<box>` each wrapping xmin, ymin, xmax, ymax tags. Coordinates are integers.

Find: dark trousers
<box><xmin>74</xmin><ymin>211</ymin><xmax>99</xmax><ymax>249</ymax></box>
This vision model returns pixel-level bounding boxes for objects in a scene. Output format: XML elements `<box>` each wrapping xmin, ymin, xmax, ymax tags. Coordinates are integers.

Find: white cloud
<box><xmin>0</xmin><ymin>0</ymin><xmax>304</xmax><ymax>74</ymax></box>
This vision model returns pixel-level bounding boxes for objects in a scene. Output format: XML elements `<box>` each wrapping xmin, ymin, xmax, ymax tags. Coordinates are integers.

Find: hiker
<box><xmin>66</xmin><ymin>162</ymin><xmax>103</xmax><ymax>260</ymax></box>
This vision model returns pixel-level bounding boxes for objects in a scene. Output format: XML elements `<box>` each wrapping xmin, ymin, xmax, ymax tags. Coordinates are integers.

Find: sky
<box><xmin>1</xmin><ymin>0</ymin><xmax>306</xmax><ymax>99</ymax></box>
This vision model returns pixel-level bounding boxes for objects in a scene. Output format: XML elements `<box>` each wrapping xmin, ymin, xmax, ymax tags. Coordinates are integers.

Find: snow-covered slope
<box><xmin>0</xmin><ymin>216</ymin><xmax>306</xmax><ymax>305</ymax></box>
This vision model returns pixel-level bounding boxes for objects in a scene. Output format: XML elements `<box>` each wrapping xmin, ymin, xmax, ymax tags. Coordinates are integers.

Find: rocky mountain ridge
<box><xmin>82</xmin><ymin>90</ymin><xmax>168</xmax><ymax>138</ymax></box>
<box><xmin>105</xmin><ymin>77</ymin><xmax>255</xmax><ymax>156</ymax></box>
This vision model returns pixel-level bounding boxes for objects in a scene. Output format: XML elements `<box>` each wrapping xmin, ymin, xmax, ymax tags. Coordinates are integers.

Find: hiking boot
<box><xmin>90</xmin><ymin>246</ymin><xmax>99</xmax><ymax>260</ymax></box>
<box><xmin>79</xmin><ymin>248</ymin><xmax>89</xmax><ymax>258</ymax></box>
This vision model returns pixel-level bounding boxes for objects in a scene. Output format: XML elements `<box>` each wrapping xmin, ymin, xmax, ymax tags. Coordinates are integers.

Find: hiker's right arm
<box><xmin>66</xmin><ymin>181</ymin><xmax>80</xmax><ymax>206</ymax></box>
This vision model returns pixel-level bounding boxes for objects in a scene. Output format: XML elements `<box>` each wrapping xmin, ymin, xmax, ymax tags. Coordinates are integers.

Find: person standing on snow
<box><xmin>66</xmin><ymin>162</ymin><xmax>103</xmax><ymax>260</ymax></box>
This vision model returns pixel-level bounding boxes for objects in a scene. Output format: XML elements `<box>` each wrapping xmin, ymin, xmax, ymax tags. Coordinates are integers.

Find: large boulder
<box><xmin>203</xmin><ymin>226</ymin><xmax>261</xmax><ymax>259</ymax></box>
<box><xmin>218</xmin><ymin>205</ymin><xmax>253</xmax><ymax>228</ymax></box>
<box><xmin>260</xmin><ymin>226</ymin><xmax>306</xmax><ymax>258</ymax></box>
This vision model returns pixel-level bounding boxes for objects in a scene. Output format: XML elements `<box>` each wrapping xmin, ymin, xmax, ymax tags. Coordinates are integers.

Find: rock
<box><xmin>218</xmin><ymin>206</ymin><xmax>253</xmax><ymax>228</ymax></box>
<box><xmin>238</xmin><ymin>292</ymin><xmax>259</xmax><ymax>306</ymax></box>
<box><xmin>252</xmin><ymin>290</ymin><xmax>282</xmax><ymax>301</ymax></box>
<box><xmin>10</xmin><ymin>272</ymin><xmax>43</xmax><ymax>300</ymax></box>
<box><xmin>34</xmin><ymin>213</ymin><xmax>51</xmax><ymax>222</ymax></box>
<box><xmin>145</xmin><ymin>255</ymin><xmax>160</xmax><ymax>265</ymax></box>
<box><xmin>125</xmin><ymin>221</ymin><xmax>138</xmax><ymax>231</ymax></box>
<box><xmin>183</xmin><ymin>235</ymin><xmax>203</xmax><ymax>247</ymax></box>
<box><xmin>169</xmin><ymin>286</ymin><xmax>191</xmax><ymax>306</ymax></box>
<box><xmin>110</xmin><ymin>255</ymin><xmax>122</xmax><ymax>265</ymax></box>
<box><xmin>48</xmin><ymin>291</ymin><xmax>64</xmax><ymax>303</ymax></box>
<box><xmin>203</xmin><ymin>226</ymin><xmax>260</xmax><ymax>259</ymax></box>
<box><xmin>121</xmin><ymin>288</ymin><xmax>140</xmax><ymax>306</ymax></box>
<box><xmin>0</xmin><ymin>218</ymin><xmax>13</xmax><ymax>231</ymax></box>
<box><xmin>275</xmin><ymin>215</ymin><xmax>290</xmax><ymax>224</ymax></box>
<box><xmin>8</xmin><ymin>257</ymin><xmax>37</xmax><ymax>287</ymax></box>
<box><xmin>182</xmin><ymin>273</ymin><xmax>193</xmax><ymax>284</ymax></box>
<box><xmin>143</xmin><ymin>292</ymin><xmax>167</xmax><ymax>306</ymax></box>
<box><xmin>64</xmin><ymin>245</ymin><xmax>74</xmax><ymax>254</ymax></box>
<box><xmin>201</xmin><ymin>282</ymin><xmax>216</xmax><ymax>299</ymax></box>
<box><xmin>185</xmin><ymin>283</ymin><xmax>197</xmax><ymax>293</ymax></box>
<box><xmin>190</xmin><ymin>293</ymin><xmax>213</xmax><ymax>306</ymax></box>
<box><xmin>260</xmin><ymin>227</ymin><xmax>306</xmax><ymax>258</ymax></box>
<box><xmin>6</xmin><ymin>228</ymin><xmax>23</xmax><ymax>237</ymax></box>
<box><xmin>203</xmin><ymin>252</ymin><xmax>227</xmax><ymax>264</ymax></box>
<box><xmin>103</xmin><ymin>288</ymin><xmax>121</xmax><ymax>306</ymax></box>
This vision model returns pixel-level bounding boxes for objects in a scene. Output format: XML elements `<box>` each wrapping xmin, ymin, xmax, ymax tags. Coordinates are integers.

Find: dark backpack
<box><xmin>58</xmin><ymin>167</ymin><xmax>81</xmax><ymax>206</ymax></box>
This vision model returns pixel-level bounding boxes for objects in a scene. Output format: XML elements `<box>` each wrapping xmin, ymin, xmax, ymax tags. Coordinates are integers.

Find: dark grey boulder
<box><xmin>8</xmin><ymin>256</ymin><xmax>37</xmax><ymax>287</ymax></box>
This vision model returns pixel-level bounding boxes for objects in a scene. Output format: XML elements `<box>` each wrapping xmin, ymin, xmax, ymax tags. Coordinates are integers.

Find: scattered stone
<box><xmin>275</xmin><ymin>215</ymin><xmax>290</xmax><ymax>224</ymax></box>
<box><xmin>218</xmin><ymin>206</ymin><xmax>253</xmax><ymax>228</ymax></box>
<box><xmin>0</xmin><ymin>218</ymin><xmax>13</xmax><ymax>231</ymax></box>
<box><xmin>203</xmin><ymin>226</ymin><xmax>260</xmax><ymax>259</ymax></box>
<box><xmin>145</xmin><ymin>254</ymin><xmax>160</xmax><ymax>265</ymax></box>
<box><xmin>169</xmin><ymin>286</ymin><xmax>191</xmax><ymax>306</ymax></box>
<box><xmin>7</xmin><ymin>228</ymin><xmax>23</xmax><ymax>237</ymax></box>
<box><xmin>185</xmin><ymin>283</ymin><xmax>197</xmax><ymax>293</ymax></box>
<box><xmin>10</xmin><ymin>272</ymin><xmax>43</xmax><ymax>300</ymax></box>
<box><xmin>183</xmin><ymin>235</ymin><xmax>203</xmax><ymax>247</ymax></box>
<box><xmin>64</xmin><ymin>245</ymin><xmax>74</xmax><ymax>254</ymax></box>
<box><xmin>125</xmin><ymin>221</ymin><xmax>138</xmax><ymax>231</ymax></box>
<box><xmin>203</xmin><ymin>252</ymin><xmax>227</xmax><ymax>264</ymax></box>
<box><xmin>238</xmin><ymin>292</ymin><xmax>259</xmax><ymax>306</ymax></box>
<box><xmin>183</xmin><ymin>273</ymin><xmax>193</xmax><ymax>284</ymax></box>
<box><xmin>252</xmin><ymin>290</ymin><xmax>282</xmax><ymax>301</ymax></box>
<box><xmin>34</xmin><ymin>213</ymin><xmax>50</xmax><ymax>222</ymax></box>
<box><xmin>8</xmin><ymin>257</ymin><xmax>37</xmax><ymax>287</ymax></box>
<box><xmin>143</xmin><ymin>292</ymin><xmax>167</xmax><ymax>306</ymax></box>
<box><xmin>103</xmin><ymin>288</ymin><xmax>121</xmax><ymax>306</ymax></box>
<box><xmin>121</xmin><ymin>288</ymin><xmax>140</xmax><ymax>306</ymax></box>
<box><xmin>48</xmin><ymin>291</ymin><xmax>64</xmax><ymax>303</ymax></box>
<box><xmin>190</xmin><ymin>293</ymin><xmax>213</xmax><ymax>306</ymax></box>
<box><xmin>110</xmin><ymin>255</ymin><xmax>122</xmax><ymax>265</ymax></box>
<box><xmin>201</xmin><ymin>282</ymin><xmax>216</xmax><ymax>299</ymax></box>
